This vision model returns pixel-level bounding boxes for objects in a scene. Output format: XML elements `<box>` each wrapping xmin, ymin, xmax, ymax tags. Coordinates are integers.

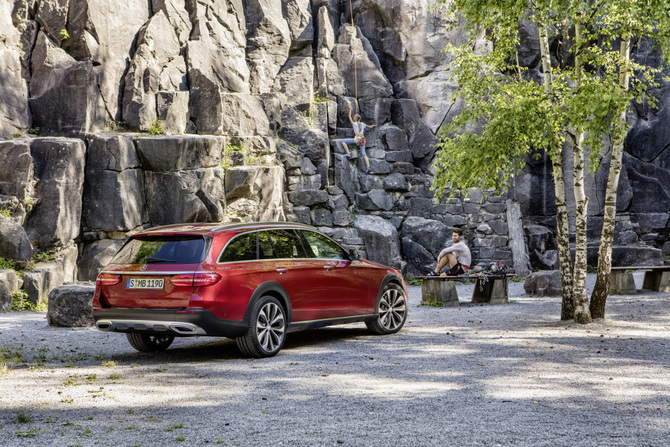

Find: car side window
<box><xmin>258</xmin><ymin>231</ymin><xmax>276</xmax><ymax>259</ymax></box>
<box><xmin>299</xmin><ymin>230</ymin><xmax>347</xmax><ymax>260</ymax></box>
<box><xmin>268</xmin><ymin>230</ymin><xmax>307</xmax><ymax>259</ymax></box>
<box><xmin>218</xmin><ymin>232</ymin><xmax>257</xmax><ymax>262</ymax></box>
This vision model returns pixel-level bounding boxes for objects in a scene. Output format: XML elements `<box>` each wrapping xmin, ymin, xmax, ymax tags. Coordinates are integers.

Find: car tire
<box><xmin>366</xmin><ymin>283</ymin><xmax>408</xmax><ymax>335</ymax></box>
<box><xmin>236</xmin><ymin>296</ymin><xmax>287</xmax><ymax>358</ymax></box>
<box><xmin>126</xmin><ymin>333</ymin><xmax>175</xmax><ymax>352</ymax></box>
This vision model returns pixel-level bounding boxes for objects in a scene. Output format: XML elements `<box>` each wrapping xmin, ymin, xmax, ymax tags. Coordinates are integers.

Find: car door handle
<box><xmin>324</xmin><ymin>265</ymin><xmax>334</xmax><ymax>271</ymax></box>
<box><xmin>276</xmin><ymin>268</ymin><xmax>288</xmax><ymax>274</ymax></box>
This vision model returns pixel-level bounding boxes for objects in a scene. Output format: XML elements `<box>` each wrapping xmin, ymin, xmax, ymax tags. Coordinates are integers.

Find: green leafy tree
<box><xmin>433</xmin><ymin>0</ymin><xmax>670</xmax><ymax>322</ymax></box>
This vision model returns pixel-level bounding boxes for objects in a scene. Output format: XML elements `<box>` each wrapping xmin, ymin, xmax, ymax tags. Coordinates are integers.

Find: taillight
<box><xmin>170</xmin><ymin>274</ymin><xmax>195</xmax><ymax>287</ymax></box>
<box><xmin>170</xmin><ymin>273</ymin><xmax>221</xmax><ymax>287</ymax></box>
<box><xmin>96</xmin><ymin>273</ymin><xmax>121</xmax><ymax>286</ymax></box>
<box><xmin>193</xmin><ymin>272</ymin><xmax>221</xmax><ymax>286</ymax></box>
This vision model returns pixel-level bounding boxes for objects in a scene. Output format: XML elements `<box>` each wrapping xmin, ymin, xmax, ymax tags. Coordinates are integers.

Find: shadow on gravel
<box><xmin>106</xmin><ymin>326</ymin><xmax>381</xmax><ymax>364</ymax></box>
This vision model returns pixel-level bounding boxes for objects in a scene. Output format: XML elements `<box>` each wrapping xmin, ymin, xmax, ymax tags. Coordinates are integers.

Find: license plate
<box><xmin>126</xmin><ymin>278</ymin><xmax>164</xmax><ymax>289</ymax></box>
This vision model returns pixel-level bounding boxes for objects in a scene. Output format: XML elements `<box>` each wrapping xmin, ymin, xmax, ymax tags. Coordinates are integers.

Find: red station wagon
<box><xmin>93</xmin><ymin>222</ymin><xmax>408</xmax><ymax>357</ymax></box>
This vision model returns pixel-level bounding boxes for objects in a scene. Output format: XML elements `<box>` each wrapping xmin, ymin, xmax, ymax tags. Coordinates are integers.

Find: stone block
<box><xmin>78</xmin><ymin>239</ymin><xmax>126</xmax><ymax>282</ymax></box>
<box><xmin>0</xmin><ymin>217</ymin><xmax>33</xmax><ymax>261</ymax></box>
<box><xmin>599</xmin><ymin>246</ymin><xmax>664</xmax><ymax>268</ymax></box>
<box><xmin>385</xmin><ymin>150</ymin><xmax>414</xmax><ymax>163</ymax></box>
<box><xmin>472</xmin><ymin>277</ymin><xmax>509</xmax><ymax>304</ymax></box>
<box><xmin>278</xmin><ymin>142</ymin><xmax>304</xmax><ymax>169</ymax></box>
<box><xmin>421</xmin><ymin>279</ymin><xmax>459</xmax><ymax>307</ymax></box>
<box><xmin>0</xmin><ymin>140</ymin><xmax>34</xmax><ymax>202</ymax></box>
<box><xmin>23</xmin><ymin>266</ymin><xmax>59</xmax><ymax>307</ymax></box>
<box><xmin>122</xmin><ymin>10</ymin><xmax>182</xmax><ymax>130</ymax></box>
<box><xmin>334</xmin><ymin>155</ymin><xmax>358</xmax><ymax>203</ymax></box>
<box><xmin>409</xmin><ymin>197</ymin><xmax>434</xmax><ymax>218</ymax></box>
<box><xmin>383</xmin><ymin>126</ymin><xmax>409</xmax><ymax>151</ymax></box>
<box><xmin>145</xmin><ymin>168</ymin><xmax>225</xmax><ymax>225</ymax></box>
<box><xmin>287</xmin><ymin>189</ymin><xmax>328</xmax><ymax>207</ymax></box>
<box><xmin>402</xmin><ymin>217</ymin><xmax>450</xmax><ymax>259</ymax></box>
<box><xmin>225</xmin><ymin>166</ymin><xmax>285</xmax><ymax>222</ymax></box>
<box><xmin>332</xmin><ymin>26</ymin><xmax>393</xmax><ymax>99</ymax></box>
<box><xmin>291</xmin><ymin>206</ymin><xmax>312</xmax><ymax>225</ymax></box>
<box><xmin>391</xmin><ymin>99</ymin><xmax>437</xmax><ymax>170</ymax></box>
<box><xmin>383</xmin><ymin>173</ymin><xmax>410</xmax><ymax>192</ymax></box>
<box><xmin>332</xmin><ymin>210</ymin><xmax>353</xmax><ymax>227</ymax></box>
<box><xmin>610</xmin><ymin>271</ymin><xmax>638</xmax><ymax>294</ymax></box>
<box><xmin>328</xmin><ymin>194</ymin><xmax>349</xmax><ymax>211</ymax></box>
<box><xmin>29</xmin><ymin>32</ymin><xmax>96</xmax><ymax>133</ymax></box>
<box><xmin>288</xmin><ymin>174</ymin><xmax>321</xmax><ymax>191</ymax></box>
<box><xmin>366</xmin><ymin>159</ymin><xmax>391</xmax><ymax>175</ymax></box>
<box><xmin>359</xmin><ymin>175</ymin><xmax>383</xmax><ymax>193</ymax></box>
<box><xmin>367</xmin><ymin>148</ymin><xmax>386</xmax><ymax>159</ymax></box>
<box><xmin>402</xmin><ymin>237</ymin><xmax>435</xmax><ymax>278</ymax></box>
<box><xmin>354</xmin><ymin>214</ymin><xmax>402</xmax><ymax>269</ymax></box>
<box><xmin>83</xmin><ymin>168</ymin><xmax>145</xmax><ymax>232</ymax></box>
<box><xmin>301</xmin><ymin>157</ymin><xmax>318</xmax><ymax>175</ymax></box>
<box><xmin>642</xmin><ymin>270</ymin><xmax>670</xmax><ymax>293</ymax></box>
<box><xmin>358</xmin><ymin>98</ymin><xmax>393</xmax><ymax>125</ymax></box>
<box><xmin>135</xmin><ymin>135</ymin><xmax>223</xmax><ymax>171</ymax></box>
<box><xmin>356</xmin><ymin>189</ymin><xmax>394</xmax><ymax>211</ymax></box>
<box><xmin>274</xmin><ymin>57</ymin><xmax>314</xmax><ymax>107</ymax></box>
<box><xmin>25</xmin><ymin>138</ymin><xmax>86</xmax><ymax>249</ymax></box>
<box><xmin>392</xmin><ymin>162</ymin><xmax>416</xmax><ymax>175</ymax></box>
<box><xmin>311</xmin><ymin>208</ymin><xmax>333</xmax><ymax>226</ymax></box>
<box><xmin>0</xmin><ymin>269</ymin><xmax>19</xmax><ymax>312</ymax></box>
<box><xmin>524</xmin><ymin>270</ymin><xmax>562</xmax><ymax>297</ymax></box>
<box><xmin>47</xmin><ymin>283</ymin><xmax>96</xmax><ymax>327</ymax></box>
<box><xmin>157</xmin><ymin>91</ymin><xmax>189</xmax><ymax>135</ymax></box>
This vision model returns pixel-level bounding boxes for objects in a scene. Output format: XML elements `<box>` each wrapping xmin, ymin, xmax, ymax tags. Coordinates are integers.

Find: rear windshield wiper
<box><xmin>146</xmin><ymin>257</ymin><xmax>176</xmax><ymax>263</ymax></box>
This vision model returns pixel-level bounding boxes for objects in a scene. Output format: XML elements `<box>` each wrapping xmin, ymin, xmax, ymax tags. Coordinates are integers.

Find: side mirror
<box><xmin>348</xmin><ymin>249</ymin><xmax>360</xmax><ymax>261</ymax></box>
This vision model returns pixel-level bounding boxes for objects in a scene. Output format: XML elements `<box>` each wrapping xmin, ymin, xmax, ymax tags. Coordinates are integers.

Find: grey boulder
<box><xmin>47</xmin><ymin>283</ymin><xmax>96</xmax><ymax>328</ymax></box>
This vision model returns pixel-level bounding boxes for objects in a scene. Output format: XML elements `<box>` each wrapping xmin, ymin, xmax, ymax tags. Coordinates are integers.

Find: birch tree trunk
<box><xmin>539</xmin><ymin>21</ymin><xmax>574</xmax><ymax>320</ymax></box>
<box><xmin>572</xmin><ymin>21</ymin><xmax>592</xmax><ymax>324</ymax></box>
<box><xmin>590</xmin><ymin>31</ymin><xmax>632</xmax><ymax>318</ymax></box>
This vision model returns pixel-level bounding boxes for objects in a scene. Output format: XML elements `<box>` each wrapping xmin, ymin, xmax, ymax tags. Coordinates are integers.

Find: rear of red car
<box><xmin>92</xmin><ymin>226</ymin><xmax>249</xmax><ymax>340</ymax></box>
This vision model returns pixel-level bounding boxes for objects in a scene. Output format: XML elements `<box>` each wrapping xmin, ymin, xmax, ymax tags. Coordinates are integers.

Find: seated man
<box><xmin>427</xmin><ymin>228</ymin><xmax>471</xmax><ymax>276</ymax></box>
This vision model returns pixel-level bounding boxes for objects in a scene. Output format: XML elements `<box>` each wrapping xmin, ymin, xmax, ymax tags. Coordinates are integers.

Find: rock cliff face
<box><xmin>0</xmin><ymin>0</ymin><xmax>668</xmax><ymax>307</ymax></box>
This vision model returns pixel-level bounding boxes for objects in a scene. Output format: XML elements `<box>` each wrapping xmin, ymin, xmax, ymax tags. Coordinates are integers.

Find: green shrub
<box><xmin>32</xmin><ymin>251</ymin><xmax>52</xmax><ymax>263</ymax></box>
<box><xmin>16</xmin><ymin>413</ymin><xmax>32</xmax><ymax>424</ymax></box>
<box><xmin>0</xmin><ymin>257</ymin><xmax>15</xmax><ymax>270</ymax></box>
<box><xmin>12</xmin><ymin>291</ymin><xmax>37</xmax><ymax>311</ymax></box>
<box><xmin>420</xmin><ymin>298</ymin><xmax>444</xmax><ymax>308</ymax></box>
<box><xmin>148</xmin><ymin>119</ymin><xmax>163</xmax><ymax>135</ymax></box>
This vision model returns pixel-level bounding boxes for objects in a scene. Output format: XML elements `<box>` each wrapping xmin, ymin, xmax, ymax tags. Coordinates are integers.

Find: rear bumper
<box><xmin>92</xmin><ymin>307</ymin><xmax>247</xmax><ymax>338</ymax></box>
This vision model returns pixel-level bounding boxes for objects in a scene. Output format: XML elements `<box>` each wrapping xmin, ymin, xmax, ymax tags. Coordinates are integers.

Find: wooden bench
<box><xmin>418</xmin><ymin>274</ymin><xmax>511</xmax><ymax>306</ymax></box>
<box><xmin>610</xmin><ymin>266</ymin><xmax>670</xmax><ymax>294</ymax></box>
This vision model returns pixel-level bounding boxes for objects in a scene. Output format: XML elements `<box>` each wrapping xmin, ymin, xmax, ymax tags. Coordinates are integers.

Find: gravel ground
<box><xmin>1</xmin><ymin>273</ymin><xmax>669</xmax><ymax>447</ymax></box>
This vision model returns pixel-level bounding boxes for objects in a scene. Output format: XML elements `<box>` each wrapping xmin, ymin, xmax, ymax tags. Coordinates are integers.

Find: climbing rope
<box><xmin>348</xmin><ymin>0</ymin><xmax>359</xmax><ymax>115</ymax></box>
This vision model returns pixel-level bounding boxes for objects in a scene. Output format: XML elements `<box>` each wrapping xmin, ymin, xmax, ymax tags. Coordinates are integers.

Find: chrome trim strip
<box><xmin>101</xmin><ymin>270</ymin><xmax>195</xmax><ymax>276</ymax></box>
<box><xmin>293</xmin><ymin>314</ymin><xmax>375</xmax><ymax>324</ymax></box>
<box><xmin>95</xmin><ymin>319</ymin><xmax>206</xmax><ymax>335</ymax></box>
<box><xmin>216</xmin><ymin>257</ymin><xmax>347</xmax><ymax>265</ymax></box>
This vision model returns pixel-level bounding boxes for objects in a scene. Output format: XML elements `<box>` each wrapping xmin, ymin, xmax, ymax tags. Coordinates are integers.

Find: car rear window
<box><xmin>110</xmin><ymin>236</ymin><xmax>209</xmax><ymax>265</ymax></box>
